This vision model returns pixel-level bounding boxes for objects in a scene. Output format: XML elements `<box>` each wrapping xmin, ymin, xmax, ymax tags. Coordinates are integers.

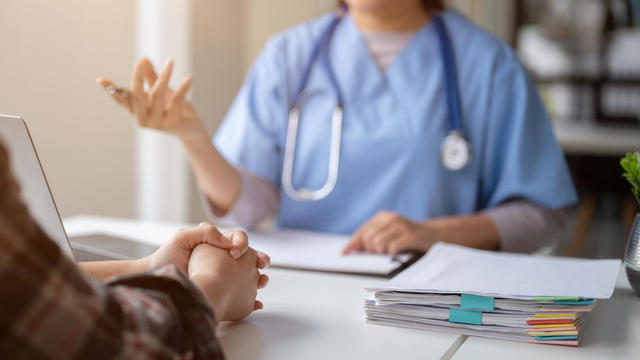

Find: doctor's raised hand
<box><xmin>97</xmin><ymin>58</ymin><xmax>207</xmax><ymax>142</ymax></box>
<box><xmin>98</xmin><ymin>57</ymin><xmax>248</xmax><ymax>216</ymax></box>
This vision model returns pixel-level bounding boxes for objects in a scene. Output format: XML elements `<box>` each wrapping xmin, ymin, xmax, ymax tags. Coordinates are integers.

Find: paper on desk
<box><xmin>368</xmin><ymin>242</ymin><xmax>620</xmax><ymax>299</ymax></box>
<box><xmin>246</xmin><ymin>229</ymin><xmax>411</xmax><ymax>275</ymax></box>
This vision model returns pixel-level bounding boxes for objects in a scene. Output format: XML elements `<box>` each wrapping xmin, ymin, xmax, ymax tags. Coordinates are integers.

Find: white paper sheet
<box><xmin>246</xmin><ymin>229</ymin><xmax>411</xmax><ymax>275</ymax></box>
<box><xmin>368</xmin><ymin>242</ymin><xmax>621</xmax><ymax>299</ymax></box>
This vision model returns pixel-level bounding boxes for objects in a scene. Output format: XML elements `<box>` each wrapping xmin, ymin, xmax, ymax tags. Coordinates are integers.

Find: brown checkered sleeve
<box><xmin>0</xmin><ymin>143</ymin><xmax>224</xmax><ymax>359</ymax></box>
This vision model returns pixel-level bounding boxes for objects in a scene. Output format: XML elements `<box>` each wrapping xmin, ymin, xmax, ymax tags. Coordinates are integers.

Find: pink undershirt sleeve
<box><xmin>483</xmin><ymin>200</ymin><xmax>566</xmax><ymax>253</ymax></box>
<box><xmin>200</xmin><ymin>167</ymin><xmax>280</xmax><ymax>229</ymax></box>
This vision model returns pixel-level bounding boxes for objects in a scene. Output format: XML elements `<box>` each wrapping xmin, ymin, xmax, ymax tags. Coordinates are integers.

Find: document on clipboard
<box><xmin>246</xmin><ymin>229</ymin><xmax>414</xmax><ymax>276</ymax></box>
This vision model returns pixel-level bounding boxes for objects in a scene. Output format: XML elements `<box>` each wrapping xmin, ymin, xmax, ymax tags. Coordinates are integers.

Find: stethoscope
<box><xmin>282</xmin><ymin>8</ymin><xmax>472</xmax><ymax>202</ymax></box>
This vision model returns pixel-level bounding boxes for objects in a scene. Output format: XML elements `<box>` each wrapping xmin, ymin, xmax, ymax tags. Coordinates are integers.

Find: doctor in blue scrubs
<box><xmin>99</xmin><ymin>0</ymin><xmax>577</xmax><ymax>256</ymax></box>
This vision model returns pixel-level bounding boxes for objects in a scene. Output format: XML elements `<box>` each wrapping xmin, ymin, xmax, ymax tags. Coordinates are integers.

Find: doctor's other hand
<box><xmin>342</xmin><ymin>211</ymin><xmax>440</xmax><ymax>256</ymax></box>
<box><xmin>189</xmin><ymin>244</ymin><xmax>270</xmax><ymax>321</ymax></box>
<box><xmin>143</xmin><ymin>222</ymin><xmax>255</xmax><ymax>275</ymax></box>
<box><xmin>97</xmin><ymin>57</ymin><xmax>208</xmax><ymax>143</ymax></box>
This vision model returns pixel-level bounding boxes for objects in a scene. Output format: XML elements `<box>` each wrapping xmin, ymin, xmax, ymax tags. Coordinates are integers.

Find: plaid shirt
<box><xmin>0</xmin><ymin>143</ymin><xmax>224</xmax><ymax>359</ymax></box>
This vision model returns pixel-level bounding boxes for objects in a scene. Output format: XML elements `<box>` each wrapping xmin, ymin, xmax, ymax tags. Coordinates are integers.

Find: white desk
<box><xmin>452</xmin><ymin>267</ymin><xmax>640</xmax><ymax>359</ymax></box>
<box><xmin>64</xmin><ymin>215</ymin><xmax>638</xmax><ymax>359</ymax></box>
<box><xmin>64</xmin><ymin>216</ymin><xmax>463</xmax><ymax>360</ymax></box>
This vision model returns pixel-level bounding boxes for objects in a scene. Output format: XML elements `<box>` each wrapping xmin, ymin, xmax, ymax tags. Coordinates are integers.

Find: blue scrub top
<box><xmin>214</xmin><ymin>9</ymin><xmax>578</xmax><ymax>234</ymax></box>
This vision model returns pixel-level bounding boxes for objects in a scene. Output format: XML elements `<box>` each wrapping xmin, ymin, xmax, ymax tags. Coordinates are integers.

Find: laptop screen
<box><xmin>0</xmin><ymin>115</ymin><xmax>74</xmax><ymax>259</ymax></box>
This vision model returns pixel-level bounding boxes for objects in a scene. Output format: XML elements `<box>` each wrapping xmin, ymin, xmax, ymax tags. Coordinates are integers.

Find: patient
<box><xmin>0</xmin><ymin>142</ymin><xmax>269</xmax><ymax>359</ymax></box>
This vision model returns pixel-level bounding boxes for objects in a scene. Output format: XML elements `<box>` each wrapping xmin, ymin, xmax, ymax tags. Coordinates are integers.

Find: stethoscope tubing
<box><xmin>433</xmin><ymin>16</ymin><xmax>463</xmax><ymax>132</ymax></box>
<box><xmin>282</xmin><ymin>8</ymin><xmax>471</xmax><ymax>202</ymax></box>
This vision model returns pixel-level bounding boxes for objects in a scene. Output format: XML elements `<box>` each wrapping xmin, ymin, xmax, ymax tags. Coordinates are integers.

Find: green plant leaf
<box><xmin>621</xmin><ymin>151</ymin><xmax>640</xmax><ymax>207</ymax></box>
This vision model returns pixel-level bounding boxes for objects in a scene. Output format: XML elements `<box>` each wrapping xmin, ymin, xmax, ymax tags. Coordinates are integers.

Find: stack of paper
<box><xmin>365</xmin><ymin>243</ymin><xmax>621</xmax><ymax>346</ymax></box>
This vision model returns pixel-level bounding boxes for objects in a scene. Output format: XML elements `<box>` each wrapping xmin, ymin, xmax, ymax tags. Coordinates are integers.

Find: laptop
<box><xmin>0</xmin><ymin>115</ymin><xmax>157</xmax><ymax>261</ymax></box>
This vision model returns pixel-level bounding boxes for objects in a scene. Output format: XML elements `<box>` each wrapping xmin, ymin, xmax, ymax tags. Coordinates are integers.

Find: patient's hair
<box><xmin>338</xmin><ymin>0</ymin><xmax>444</xmax><ymax>13</ymax></box>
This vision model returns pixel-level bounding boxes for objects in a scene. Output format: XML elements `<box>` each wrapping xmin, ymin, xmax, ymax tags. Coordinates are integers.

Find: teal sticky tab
<box><xmin>449</xmin><ymin>308</ymin><xmax>482</xmax><ymax>325</ymax></box>
<box><xmin>534</xmin><ymin>336</ymin><xmax>578</xmax><ymax>341</ymax></box>
<box><xmin>553</xmin><ymin>299</ymin><xmax>594</xmax><ymax>305</ymax></box>
<box><xmin>460</xmin><ymin>294</ymin><xmax>494</xmax><ymax>311</ymax></box>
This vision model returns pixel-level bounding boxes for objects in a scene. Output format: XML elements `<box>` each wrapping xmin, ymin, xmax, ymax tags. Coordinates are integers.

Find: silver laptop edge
<box><xmin>0</xmin><ymin>114</ymin><xmax>75</xmax><ymax>259</ymax></box>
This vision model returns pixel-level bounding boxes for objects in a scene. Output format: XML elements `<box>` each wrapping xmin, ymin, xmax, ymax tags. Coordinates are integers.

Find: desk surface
<box><xmin>64</xmin><ymin>215</ymin><xmax>639</xmax><ymax>359</ymax></box>
<box><xmin>64</xmin><ymin>216</ymin><xmax>462</xmax><ymax>360</ymax></box>
<box><xmin>217</xmin><ymin>267</ymin><xmax>461</xmax><ymax>360</ymax></box>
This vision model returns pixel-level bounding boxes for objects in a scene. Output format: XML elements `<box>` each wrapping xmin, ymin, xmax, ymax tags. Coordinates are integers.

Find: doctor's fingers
<box><xmin>164</xmin><ymin>76</ymin><xmax>192</xmax><ymax>128</ymax></box>
<box><xmin>342</xmin><ymin>224</ymin><xmax>369</xmax><ymax>254</ymax></box>
<box><xmin>140</xmin><ymin>58</ymin><xmax>176</xmax><ymax>95</ymax></box>
<box><xmin>368</xmin><ymin>225</ymin><xmax>403</xmax><ymax>254</ymax></box>
<box><xmin>388</xmin><ymin>236</ymin><xmax>433</xmax><ymax>257</ymax></box>
<box><xmin>147</xmin><ymin>60</ymin><xmax>174</xmax><ymax>127</ymax></box>
<box><xmin>96</xmin><ymin>78</ymin><xmax>133</xmax><ymax>112</ymax></box>
<box><xmin>341</xmin><ymin>235</ymin><xmax>365</xmax><ymax>255</ymax></box>
<box><xmin>140</xmin><ymin>57</ymin><xmax>159</xmax><ymax>88</ymax></box>
<box><xmin>356</xmin><ymin>217</ymin><xmax>395</xmax><ymax>253</ymax></box>
<box><xmin>129</xmin><ymin>59</ymin><xmax>150</xmax><ymax>126</ymax></box>
<box><xmin>349</xmin><ymin>213</ymin><xmax>385</xmax><ymax>247</ymax></box>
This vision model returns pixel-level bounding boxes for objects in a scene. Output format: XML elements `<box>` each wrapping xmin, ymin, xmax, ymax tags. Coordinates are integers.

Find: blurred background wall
<box><xmin>0</xmin><ymin>0</ymin><xmax>137</xmax><ymax>218</ymax></box>
<box><xmin>2</xmin><ymin>0</ymin><xmax>639</xmax><ymax>258</ymax></box>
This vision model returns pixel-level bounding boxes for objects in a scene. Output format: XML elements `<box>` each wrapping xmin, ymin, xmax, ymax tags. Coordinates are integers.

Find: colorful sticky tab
<box><xmin>528</xmin><ymin>331</ymin><xmax>578</xmax><ymax>336</ymax></box>
<box><xmin>533</xmin><ymin>323</ymin><xmax>577</xmax><ymax>329</ymax></box>
<box><xmin>552</xmin><ymin>299</ymin><xmax>594</xmax><ymax>305</ymax></box>
<box><xmin>527</xmin><ymin>319</ymin><xmax>575</xmax><ymax>325</ymax></box>
<box><xmin>534</xmin><ymin>336</ymin><xmax>579</xmax><ymax>341</ymax></box>
<box><xmin>449</xmin><ymin>308</ymin><xmax>482</xmax><ymax>325</ymax></box>
<box><xmin>529</xmin><ymin>339</ymin><xmax>580</xmax><ymax>346</ymax></box>
<box><xmin>533</xmin><ymin>296</ymin><xmax>580</xmax><ymax>301</ymax></box>
<box><xmin>532</xmin><ymin>313</ymin><xmax>578</xmax><ymax>319</ymax></box>
<box><xmin>460</xmin><ymin>294</ymin><xmax>494</xmax><ymax>311</ymax></box>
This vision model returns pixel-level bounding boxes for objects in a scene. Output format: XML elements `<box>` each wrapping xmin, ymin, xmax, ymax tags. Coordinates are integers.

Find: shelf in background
<box><xmin>553</xmin><ymin>121</ymin><xmax>640</xmax><ymax>155</ymax></box>
<box><xmin>536</xmin><ymin>75</ymin><xmax>640</xmax><ymax>86</ymax></box>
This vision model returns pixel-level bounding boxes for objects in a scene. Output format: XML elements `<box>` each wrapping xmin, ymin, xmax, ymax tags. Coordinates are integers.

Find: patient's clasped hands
<box><xmin>142</xmin><ymin>221</ymin><xmax>270</xmax><ymax>322</ymax></box>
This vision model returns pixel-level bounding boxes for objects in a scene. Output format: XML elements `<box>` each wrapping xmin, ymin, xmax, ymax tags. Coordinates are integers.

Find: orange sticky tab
<box><xmin>532</xmin><ymin>324</ymin><xmax>577</xmax><ymax>330</ymax></box>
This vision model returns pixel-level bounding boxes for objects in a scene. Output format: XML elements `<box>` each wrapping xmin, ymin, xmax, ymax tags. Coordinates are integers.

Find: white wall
<box><xmin>0</xmin><ymin>0</ymin><xmax>137</xmax><ymax>218</ymax></box>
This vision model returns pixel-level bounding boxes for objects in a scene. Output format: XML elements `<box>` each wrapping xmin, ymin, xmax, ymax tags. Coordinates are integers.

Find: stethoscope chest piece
<box><xmin>441</xmin><ymin>131</ymin><xmax>472</xmax><ymax>171</ymax></box>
